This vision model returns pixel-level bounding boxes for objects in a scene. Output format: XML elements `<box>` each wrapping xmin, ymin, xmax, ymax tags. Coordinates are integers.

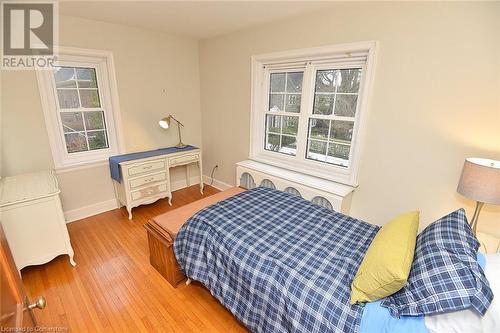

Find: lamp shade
<box><xmin>159</xmin><ymin>116</ymin><xmax>171</xmax><ymax>129</ymax></box>
<box><xmin>457</xmin><ymin>158</ymin><xmax>500</xmax><ymax>205</ymax></box>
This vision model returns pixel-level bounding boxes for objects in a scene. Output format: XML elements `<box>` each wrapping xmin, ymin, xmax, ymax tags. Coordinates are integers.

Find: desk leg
<box><xmin>166</xmin><ymin>165</ymin><xmax>173</xmax><ymax>206</ymax></box>
<box><xmin>198</xmin><ymin>160</ymin><xmax>204</xmax><ymax>194</ymax></box>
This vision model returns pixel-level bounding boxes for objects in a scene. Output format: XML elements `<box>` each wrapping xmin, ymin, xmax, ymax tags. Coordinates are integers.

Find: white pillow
<box><xmin>424</xmin><ymin>253</ymin><xmax>500</xmax><ymax>333</ymax></box>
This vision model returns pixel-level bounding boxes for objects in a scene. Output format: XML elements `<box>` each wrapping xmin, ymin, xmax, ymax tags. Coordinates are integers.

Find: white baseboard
<box><xmin>63</xmin><ymin>175</ymin><xmax>224</xmax><ymax>223</ymax></box>
<box><xmin>203</xmin><ymin>175</ymin><xmax>233</xmax><ymax>190</ymax></box>
<box><xmin>64</xmin><ymin>198</ymin><xmax>119</xmax><ymax>223</ymax></box>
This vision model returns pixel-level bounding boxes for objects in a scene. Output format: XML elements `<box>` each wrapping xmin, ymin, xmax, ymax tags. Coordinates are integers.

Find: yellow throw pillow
<box><xmin>350</xmin><ymin>211</ymin><xmax>419</xmax><ymax>304</ymax></box>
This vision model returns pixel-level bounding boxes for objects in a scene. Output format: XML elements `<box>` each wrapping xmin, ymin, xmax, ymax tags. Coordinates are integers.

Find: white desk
<box><xmin>112</xmin><ymin>148</ymin><xmax>203</xmax><ymax>219</ymax></box>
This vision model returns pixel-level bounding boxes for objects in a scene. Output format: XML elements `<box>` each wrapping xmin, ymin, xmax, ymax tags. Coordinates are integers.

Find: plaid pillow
<box><xmin>381</xmin><ymin>208</ymin><xmax>494</xmax><ymax>317</ymax></box>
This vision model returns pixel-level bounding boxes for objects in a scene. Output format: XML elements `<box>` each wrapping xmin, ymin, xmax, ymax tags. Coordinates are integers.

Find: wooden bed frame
<box><xmin>144</xmin><ymin>187</ymin><xmax>245</xmax><ymax>287</ymax></box>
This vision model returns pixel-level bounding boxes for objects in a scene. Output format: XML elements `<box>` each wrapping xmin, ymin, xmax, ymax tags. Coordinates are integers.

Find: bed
<box><xmin>175</xmin><ymin>186</ymin><xmax>377</xmax><ymax>332</ymax></box>
<box><xmin>170</xmin><ymin>187</ymin><xmax>497</xmax><ymax>333</ymax></box>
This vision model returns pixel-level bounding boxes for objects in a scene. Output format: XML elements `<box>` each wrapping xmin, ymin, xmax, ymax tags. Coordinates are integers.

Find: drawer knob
<box><xmin>28</xmin><ymin>296</ymin><xmax>46</xmax><ymax>310</ymax></box>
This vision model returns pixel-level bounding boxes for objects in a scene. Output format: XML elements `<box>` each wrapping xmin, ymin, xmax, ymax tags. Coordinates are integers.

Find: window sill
<box><xmin>239</xmin><ymin>159</ymin><xmax>355</xmax><ymax>198</ymax></box>
<box><xmin>250</xmin><ymin>152</ymin><xmax>358</xmax><ymax>187</ymax></box>
<box><xmin>54</xmin><ymin>159</ymin><xmax>110</xmax><ymax>174</ymax></box>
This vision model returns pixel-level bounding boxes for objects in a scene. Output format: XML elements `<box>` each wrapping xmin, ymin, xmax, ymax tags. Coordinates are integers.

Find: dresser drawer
<box><xmin>168</xmin><ymin>153</ymin><xmax>199</xmax><ymax>167</ymax></box>
<box><xmin>128</xmin><ymin>160</ymin><xmax>165</xmax><ymax>177</ymax></box>
<box><xmin>131</xmin><ymin>183</ymin><xmax>167</xmax><ymax>201</ymax></box>
<box><xmin>129</xmin><ymin>172</ymin><xmax>166</xmax><ymax>189</ymax></box>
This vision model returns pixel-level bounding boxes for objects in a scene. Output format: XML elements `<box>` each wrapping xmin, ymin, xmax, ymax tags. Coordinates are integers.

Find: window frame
<box><xmin>249</xmin><ymin>41</ymin><xmax>378</xmax><ymax>186</ymax></box>
<box><xmin>37</xmin><ymin>47</ymin><xmax>125</xmax><ymax>170</ymax></box>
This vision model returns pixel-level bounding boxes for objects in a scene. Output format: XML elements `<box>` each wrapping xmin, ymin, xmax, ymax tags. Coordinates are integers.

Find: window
<box><xmin>250</xmin><ymin>42</ymin><xmax>377</xmax><ymax>186</ymax></box>
<box><xmin>306</xmin><ymin>68</ymin><xmax>361</xmax><ymax>167</ymax></box>
<box><xmin>265</xmin><ymin>72</ymin><xmax>302</xmax><ymax>155</ymax></box>
<box><xmin>55</xmin><ymin>66</ymin><xmax>109</xmax><ymax>153</ymax></box>
<box><xmin>37</xmin><ymin>47</ymin><xmax>123</xmax><ymax>169</ymax></box>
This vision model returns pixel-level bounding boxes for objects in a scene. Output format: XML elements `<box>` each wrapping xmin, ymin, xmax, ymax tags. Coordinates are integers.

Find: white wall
<box><xmin>0</xmin><ymin>67</ymin><xmax>3</xmax><ymax>177</ymax></box>
<box><xmin>199</xmin><ymin>2</ymin><xmax>500</xmax><ymax>235</ymax></box>
<box><xmin>2</xmin><ymin>16</ymin><xmax>202</xmax><ymax>215</ymax></box>
<box><xmin>2</xmin><ymin>3</ymin><xmax>499</xmax><ymax>234</ymax></box>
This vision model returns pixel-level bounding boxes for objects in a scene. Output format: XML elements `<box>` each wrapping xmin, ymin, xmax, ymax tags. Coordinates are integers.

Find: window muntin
<box><xmin>53</xmin><ymin>66</ymin><xmax>110</xmax><ymax>154</ymax></box>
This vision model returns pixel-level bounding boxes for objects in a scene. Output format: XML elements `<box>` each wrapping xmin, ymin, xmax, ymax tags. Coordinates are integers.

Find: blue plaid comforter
<box><xmin>174</xmin><ymin>187</ymin><xmax>380</xmax><ymax>333</ymax></box>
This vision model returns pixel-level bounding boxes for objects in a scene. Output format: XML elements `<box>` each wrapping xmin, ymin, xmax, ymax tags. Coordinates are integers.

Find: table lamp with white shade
<box><xmin>457</xmin><ymin>157</ymin><xmax>500</xmax><ymax>235</ymax></box>
<box><xmin>159</xmin><ymin>115</ymin><xmax>187</xmax><ymax>149</ymax></box>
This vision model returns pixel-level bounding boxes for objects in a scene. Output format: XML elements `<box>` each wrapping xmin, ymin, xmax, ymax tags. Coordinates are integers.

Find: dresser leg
<box><xmin>68</xmin><ymin>253</ymin><xmax>76</xmax><ymax>267</ymax></box>
<box><xmin>127</xmin><ymin>208</ymin><xmax>133</xmax><ymax>220</ymax></box>
<box><xmin>168</xmin><ymin>196</ymin><xmax>172</xmax><ymax>206</ymax></box>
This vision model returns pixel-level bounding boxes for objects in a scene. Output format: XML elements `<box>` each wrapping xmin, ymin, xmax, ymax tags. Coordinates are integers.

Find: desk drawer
<box><xmin>131</xmin><ymin>183</ymin><xmax>167</xmax><ymax>201</ymax></box>
<box><xmin>128</xmin><ymin>160</ymin><xmax>165</xmax><ymax>177</ymax></box>
<box><xmin>129</xmin><ymin>172</ymin><xmax>166</xmax><ymax>189</ymax></box>
<box><xmin>168</xmin><ymin>154</ymin><xmax>199</xmax><ymax>167</ymax></box>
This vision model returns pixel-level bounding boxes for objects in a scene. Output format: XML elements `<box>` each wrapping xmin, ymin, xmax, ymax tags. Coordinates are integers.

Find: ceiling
<box><xmin>59</xmin><ymin>1</ymin><xmax>336</xmax><ymax>40</ymax></box>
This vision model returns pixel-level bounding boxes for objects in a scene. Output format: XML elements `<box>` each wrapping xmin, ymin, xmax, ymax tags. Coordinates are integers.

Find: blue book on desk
<box><xmin>109</xmin><ymin>145</ymin><xmax>197</xmax><ymax>182</ymax></box>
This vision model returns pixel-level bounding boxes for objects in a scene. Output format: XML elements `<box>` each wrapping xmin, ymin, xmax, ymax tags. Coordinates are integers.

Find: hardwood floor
<box><xmin>21</xmin><ymin>185</ymin><xmax>249</xmax><ymax>333</ymax></box>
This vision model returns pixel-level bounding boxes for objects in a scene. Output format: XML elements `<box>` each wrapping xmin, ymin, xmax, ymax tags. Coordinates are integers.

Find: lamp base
<box><xmin>175</xmin><ymin>142</ymin><xmax>187</xmax><ymax>149</ymax></box>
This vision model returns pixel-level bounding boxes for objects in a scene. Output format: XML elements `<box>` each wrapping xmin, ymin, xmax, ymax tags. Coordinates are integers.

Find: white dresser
<box><xmin>113</xmin><ymin>148</ymin><xmax>203</xmax><ymax>219</ymax></box>
<box><xmin>0</xmin><ymin>171</ymin><xmax>75</xmax><ymax>270</ymax></box>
